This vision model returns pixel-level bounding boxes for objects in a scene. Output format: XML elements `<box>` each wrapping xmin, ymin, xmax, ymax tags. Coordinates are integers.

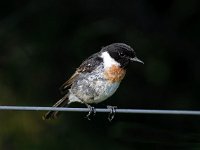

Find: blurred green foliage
<box><xmin>0</xmin><ymin>0</ymin><xmax>200</xmax><ymax>149</ymax></box>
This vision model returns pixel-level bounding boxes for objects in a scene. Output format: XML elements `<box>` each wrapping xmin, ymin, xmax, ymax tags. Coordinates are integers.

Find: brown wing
<box><xmin>59</xmin><ymin>52</ymin><xmax>103</xmax><ymax>94</ymax></box>
<box><xmin>59</xmin><ymin>71</ymin><xmax>79</xmax><ymax>94</ymax></box>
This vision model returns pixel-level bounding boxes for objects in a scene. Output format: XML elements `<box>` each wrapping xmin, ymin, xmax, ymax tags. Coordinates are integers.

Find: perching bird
<box><xmin>43</xmin><ymin>43</ymin><xmax>143</xmax><ymax>120</ymax></box>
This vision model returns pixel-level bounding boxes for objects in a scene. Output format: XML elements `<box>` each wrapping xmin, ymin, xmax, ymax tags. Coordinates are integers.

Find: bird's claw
<box><xmin>107</xmin><ymin>106</ymin><xmax>117</xmax><ymax>122</ymax></box>
<box><xmin>85</xmin><ymin>105</ymin><xmax>96</xmax><ymax>120</ymax></box>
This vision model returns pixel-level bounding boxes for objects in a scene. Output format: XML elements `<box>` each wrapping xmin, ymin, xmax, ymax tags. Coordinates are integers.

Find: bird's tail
<box><xmin>43</xmin><ymin>93</ymin><xmax>69</xmax><ymax>120</ymax></box>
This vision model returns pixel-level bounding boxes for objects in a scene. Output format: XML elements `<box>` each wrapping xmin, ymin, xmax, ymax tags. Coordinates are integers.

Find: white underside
<box><xmin>68</xmin><ymin>81</ymin><xmax>120</xmax><ymax>104</ymax></box>
<box><xmin>93</xmin><ymin>81</ymin><xmax>120</xmax><ymax>103</ymax></box>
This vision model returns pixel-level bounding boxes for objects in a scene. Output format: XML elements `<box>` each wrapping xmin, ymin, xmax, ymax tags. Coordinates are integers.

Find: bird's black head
<box><xmin>101</xmin><ymin>43</ymin><xmax>144</xmax><ymax>68</ymax></box>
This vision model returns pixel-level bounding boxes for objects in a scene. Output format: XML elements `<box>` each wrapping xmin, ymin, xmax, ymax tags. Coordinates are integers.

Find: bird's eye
<box><xmin>119</xmin><ymin>52</ymin><xmax>125</xmax><ymax>57</ymax></box>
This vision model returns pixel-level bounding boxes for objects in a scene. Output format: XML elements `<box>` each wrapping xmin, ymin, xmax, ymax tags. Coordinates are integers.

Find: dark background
<box><xmin>0</xmin><ymin>0</ymin><xmax>200</xmax><ymax>149</ymax></box>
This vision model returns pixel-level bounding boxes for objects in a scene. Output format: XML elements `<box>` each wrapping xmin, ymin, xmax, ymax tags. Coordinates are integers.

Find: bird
<box><xmin>43</xmin><ymin>43</ymin><xmax>144</xmax><ymax>121</ymax></box>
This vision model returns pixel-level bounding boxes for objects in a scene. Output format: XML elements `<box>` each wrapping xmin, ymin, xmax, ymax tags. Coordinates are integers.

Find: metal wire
<box><xmin>0</xmin><ymin>106</ymin><xmax>200</xmax><ymax>115</ymax></box>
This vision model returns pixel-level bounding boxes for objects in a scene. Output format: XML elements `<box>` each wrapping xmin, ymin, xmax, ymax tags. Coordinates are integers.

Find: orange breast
<box><xmin>104</xmin><ymin>65</ymin><xmax>126</xmax><ymax>83</ymax></box>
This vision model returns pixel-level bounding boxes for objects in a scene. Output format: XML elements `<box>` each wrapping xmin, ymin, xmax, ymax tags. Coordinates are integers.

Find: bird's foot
<box><xmin>107</xmin><ymin>105</ymin><xmax>117</xmax><ymax>122</ymax></box>
<box><xmin>85</xmin><ymin>104</ymin><xmax>96</xmax><ymax>120</ymax></box>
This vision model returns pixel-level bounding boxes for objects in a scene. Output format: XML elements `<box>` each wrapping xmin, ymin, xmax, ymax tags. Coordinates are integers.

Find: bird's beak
<box><xmin>130</xmin><ymin>57</ymin><xmax>144</xmax><ymax>64</ymax></box>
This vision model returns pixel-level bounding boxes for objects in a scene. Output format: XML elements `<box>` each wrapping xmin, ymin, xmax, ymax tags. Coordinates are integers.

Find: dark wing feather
<box><xmin>59</xmin><ymin>52</ymin><xmax>103</xmax><ymax>94</ymax></box>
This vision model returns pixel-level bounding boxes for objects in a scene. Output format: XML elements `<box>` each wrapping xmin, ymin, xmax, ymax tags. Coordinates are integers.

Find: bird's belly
<box><xmin>69</xmin><ymin>75</ymin><xmax>120</xmax><ymax>104</ymax></box>
<box><xmin>92</xmin><ymin>81</ymin><xmax>120</xmax><ymax>103</ymax></box>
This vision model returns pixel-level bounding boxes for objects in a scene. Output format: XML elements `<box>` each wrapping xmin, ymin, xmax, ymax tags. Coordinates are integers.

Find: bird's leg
<box><xmin>84</xmin><ymin>103</ymin><xmax>96</xmax><ymax>120</ymax></box>
<box><xmin>107</xmin><ymin>105</ymin><xmax>117</xmax><ymax>122</ymax></box>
